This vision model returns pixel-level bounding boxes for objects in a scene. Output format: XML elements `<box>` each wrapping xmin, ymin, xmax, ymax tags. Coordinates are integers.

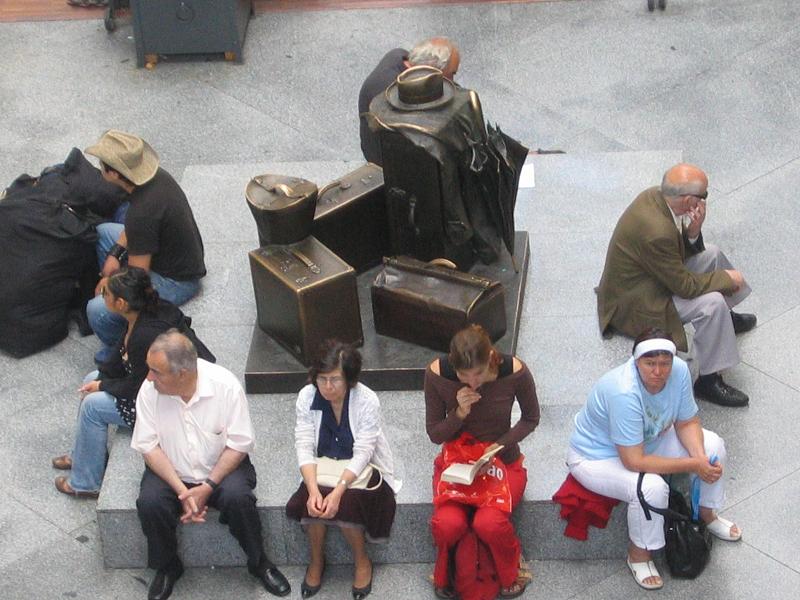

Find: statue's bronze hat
<box><xmin>385</xmin><ymin>66</ymin><xmax>455</xmax><ymax>111</ymax></box>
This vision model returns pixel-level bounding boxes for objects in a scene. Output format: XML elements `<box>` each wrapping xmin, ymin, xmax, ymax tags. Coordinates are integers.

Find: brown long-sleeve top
<box><xmin>424</xmin><ymin>357</ymin><xmax>541</xmax><ymax>465</ymax></box>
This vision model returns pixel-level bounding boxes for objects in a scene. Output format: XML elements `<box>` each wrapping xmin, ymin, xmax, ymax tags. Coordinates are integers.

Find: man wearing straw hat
<box><xmin>84</xmin><ymin>130</ymin><xmax>206</xmax><ymax>363</ymax></box>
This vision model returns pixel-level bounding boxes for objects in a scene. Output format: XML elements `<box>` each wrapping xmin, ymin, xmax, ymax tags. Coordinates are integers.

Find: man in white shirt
<box><xmin>132</xmin><ymin>331</ymin><xmax>290</xmax><ymax>600</ymax></box>
<box><xmin>596</xmin><ymin>163</ymin><xmax>755</xmax><ymax>407</ymax></box>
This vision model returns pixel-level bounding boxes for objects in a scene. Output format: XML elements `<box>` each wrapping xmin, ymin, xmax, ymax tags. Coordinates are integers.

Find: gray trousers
<box><xmin>672</xmin><ymin>244</ymin><xmax>751</xmax><ymax>375</ymax></box>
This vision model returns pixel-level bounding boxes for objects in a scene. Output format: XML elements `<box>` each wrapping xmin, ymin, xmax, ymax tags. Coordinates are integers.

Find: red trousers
<box><xmin>431</xmin><ymin>455</ymin><xmax>527</xmax><ymax>588</ymax></box>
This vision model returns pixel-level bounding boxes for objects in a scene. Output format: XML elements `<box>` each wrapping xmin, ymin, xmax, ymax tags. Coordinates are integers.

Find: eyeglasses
<box><xmin>100</xmin><ymin>286</ymin><xmax>107</xmax><ymax>298</ymax></box>
<box><xmin>316</xmin><ymin>375</ymin><xmax>345</xmax><ymax>387</ymax></box>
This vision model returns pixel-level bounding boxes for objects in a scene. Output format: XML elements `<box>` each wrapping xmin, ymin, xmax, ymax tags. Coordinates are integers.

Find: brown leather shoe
<box><xmin>52</xmin><ymin>454</ymin><xmax>73</xmax><ymax>470</ymax></box>
<box><xmin>55</xmin><ymin>476</ymin><xmax>99</xmax><ymax>498</ymax></box>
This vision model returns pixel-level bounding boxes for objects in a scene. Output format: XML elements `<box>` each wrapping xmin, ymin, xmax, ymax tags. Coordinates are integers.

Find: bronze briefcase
<box><xmin>311</xmin><ymin>163</ymin><xmax>390</xmax><ymax>273</ymax></box>
<box><xmin>371</xmin><ymin>256</ymin><xmax>506</xmax><ymax>352</ymax></box>
<box><xmin>249</xmin><ymin>236</ymin><xmax>363</xmax><ymax>365</ymax></box>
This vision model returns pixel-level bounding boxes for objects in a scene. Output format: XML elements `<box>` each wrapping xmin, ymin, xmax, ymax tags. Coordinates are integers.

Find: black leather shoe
<box><xmin>254</xmin><ymin>566</ymin><xmax>291</xmax><ymax>597</ymax></box>
<box><xmin>694</xmin><ymin>374</ymin><xmax>749</xmax><ymax>407</ymax></box>
<box><xmin>147</xmin><ymin>562</ymin><xmax>183</xmax><ymax>600</ymax></box>
<box><xmin>731</xmin><ymin>311</ymin><xmax>757</xmax><ymax>334</ymax></box>
<box><xmin>300</xmin><ymin>563</ymin><xmax>325</xmax><ymax>598</ymax></box>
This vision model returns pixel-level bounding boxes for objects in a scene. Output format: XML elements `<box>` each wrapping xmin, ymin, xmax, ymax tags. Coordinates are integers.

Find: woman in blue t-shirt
<box><xmin>567</xmin><ymin>328</ymin><xmax>741</xmax><ymax>590</ymax></box>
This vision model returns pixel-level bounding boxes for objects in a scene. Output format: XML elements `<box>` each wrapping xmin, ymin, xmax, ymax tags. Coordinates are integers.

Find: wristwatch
<box><xmin>204</xmin><ymin>478</ymin><xmax>218</xmax><ymax>490</ymax></box>
<box><xmin>337</xmin><ymin>479</ymin><xmax>348</xmax><ymax>488</ymax></box>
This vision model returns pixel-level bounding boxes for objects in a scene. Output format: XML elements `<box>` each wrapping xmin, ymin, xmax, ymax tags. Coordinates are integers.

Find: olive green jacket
<box><xmin>596</xmin><ymin>186</ymin><xmax>735</xmax><ymax>351</ymax></box>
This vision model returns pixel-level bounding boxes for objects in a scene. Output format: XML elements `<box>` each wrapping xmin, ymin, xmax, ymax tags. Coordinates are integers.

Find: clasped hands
<box><xmin>306</xmin><ymin>486</ymin><xmax>343</xmax><ymax>520</ymax></box>
<box><xmin>178</xmin><ymin>483</ymin><xmax>213</xmax><ymax>524</ymax></box>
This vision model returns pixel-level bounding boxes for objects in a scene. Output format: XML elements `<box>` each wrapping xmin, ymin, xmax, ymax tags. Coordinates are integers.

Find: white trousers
<box><xmin>673</xmin><ymin>244</ymin><xmax>751</xmax><ymax>375</ymax></box>
<box><xmin>567</xmin><ymin>427</ymin><xmax>726</xmax><ymax>550</ymax></box>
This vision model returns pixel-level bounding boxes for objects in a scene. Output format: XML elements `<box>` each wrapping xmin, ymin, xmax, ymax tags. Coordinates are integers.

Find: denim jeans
<box><xmin>69</xmin><ymin>371</ymin><xmax>129</xmax><ymax>493</ymax></box>
<box><xmin>95</xmin><ymin>222</ymin><xmax>124</xmax><ymax>271</ymax></box>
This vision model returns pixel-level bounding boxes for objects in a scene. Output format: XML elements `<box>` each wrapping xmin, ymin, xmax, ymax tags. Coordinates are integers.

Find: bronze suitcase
<box><xmin>371</xmin><ymin>256</ymin><xmax>506</xmax><ymax>352</ymax></box>
<box><xmin>311</xmin><ymin>164</ymin><xmax>390</xmax><ymax>273</ymax></box>
<box><xmin>249</xmin><ymin>236</ymin><xmax>363</xmax><ymax>365</ymax></box>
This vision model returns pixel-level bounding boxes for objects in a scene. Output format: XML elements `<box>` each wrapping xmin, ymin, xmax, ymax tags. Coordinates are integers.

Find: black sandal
<box><xmin>434</xmin><ymin>585</ymin><xmax>457</xmax><ymax>599</ymax></box>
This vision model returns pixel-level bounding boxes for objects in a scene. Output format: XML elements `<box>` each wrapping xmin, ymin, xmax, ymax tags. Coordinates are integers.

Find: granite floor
<box><xmin>2</xmin><ymin>0</ymin><xmax>800</xmax><ymax>598</ymax></box>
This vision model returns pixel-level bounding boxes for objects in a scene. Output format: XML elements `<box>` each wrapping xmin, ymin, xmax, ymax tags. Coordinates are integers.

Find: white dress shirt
<box><xmin>131</xmin><ymin>359</ymin><xmax>255</xmax><ymax>483</ymax></box>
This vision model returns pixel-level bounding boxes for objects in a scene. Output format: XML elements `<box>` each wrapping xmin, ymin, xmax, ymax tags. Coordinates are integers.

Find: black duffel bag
<box><xmin>637</xmin><ymin>472</ymin><xmax>712</xmax><ymax>579</ymax></box>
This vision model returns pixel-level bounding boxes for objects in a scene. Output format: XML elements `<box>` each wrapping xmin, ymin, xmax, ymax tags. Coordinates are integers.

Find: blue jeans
<box><xmin>95</xmin><ymin>222</ymin><xmax>124</xmax><ymax>271</ymax></box>
<box><xmin>69</xmin><ymin>371</ymin><xmax>129</xmax><ymax>493</ymax></box>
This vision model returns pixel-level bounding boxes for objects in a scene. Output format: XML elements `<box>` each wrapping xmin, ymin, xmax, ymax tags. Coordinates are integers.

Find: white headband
<box><xmin>633</xmin><ymin>338</ymin><xmax>676</xmax><ymax>359</ymax></box>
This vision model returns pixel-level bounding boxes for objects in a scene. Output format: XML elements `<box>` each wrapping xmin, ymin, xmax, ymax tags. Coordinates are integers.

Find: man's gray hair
<box><xmin>408</xmin><ymin>38</ymin><xmax>453</xmax><ymax>71</ymax></box>
<box><xmin>149</xmin><ymin>329</ymin><xmax>198</xmax><ymax>373</ymax></box>
<box><xmin>661</xmin><ymin>171</ymin><xmax>705</xmax><ymax>198</ymax></box>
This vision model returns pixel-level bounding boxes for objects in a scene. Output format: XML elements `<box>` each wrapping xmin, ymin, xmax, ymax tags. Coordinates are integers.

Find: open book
<box><xmin>440</xmin><ymin>445</ymin><xmax>505</xmax><ymax>485</ymax></box>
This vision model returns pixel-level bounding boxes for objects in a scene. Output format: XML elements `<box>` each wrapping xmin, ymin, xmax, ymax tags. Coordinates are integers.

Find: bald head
<box><xmin>149</xmin><ymin>329</ymin><xmax>198</xmax><ymax>373</ymax></box>
<box><xmin>408</xmin><ymin>37</ymin><xmax>460</xmax><ymax>80</ymax></box>
<box><xmin>661</xmin><ymin>163</ymin><xmax>708</xmax><ymax>199</ymax></box>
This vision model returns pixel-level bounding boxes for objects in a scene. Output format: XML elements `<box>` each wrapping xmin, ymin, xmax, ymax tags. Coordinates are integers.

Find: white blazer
<box><xmin>294</xmin><ymin>382</ymin><xmax>402</xmax><ymax>493</ymax></box>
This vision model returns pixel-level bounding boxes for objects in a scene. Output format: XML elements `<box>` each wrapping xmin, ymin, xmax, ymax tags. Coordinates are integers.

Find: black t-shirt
<box><xmin>358</xmin><ymin>48</ymin><xmax>408</xmax><ymax>165</ymax></box>
<box><xmin>125</xmin><ymin>168</ymin><xmax>206</xmax><ymax>281</ymax></box>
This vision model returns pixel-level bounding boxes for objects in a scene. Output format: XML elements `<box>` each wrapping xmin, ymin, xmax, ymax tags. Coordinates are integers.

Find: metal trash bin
<box><xmin>129</xmin><ymin>0</ymin><xmax>254</xmax><ymax>68</ymax></box>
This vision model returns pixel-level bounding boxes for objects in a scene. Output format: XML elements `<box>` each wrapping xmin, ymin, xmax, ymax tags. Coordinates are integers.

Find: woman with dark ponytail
<box><xmin>52</xmin><ymin>267</ymin><xmax>214</xmax><ymax>498</ymax></box>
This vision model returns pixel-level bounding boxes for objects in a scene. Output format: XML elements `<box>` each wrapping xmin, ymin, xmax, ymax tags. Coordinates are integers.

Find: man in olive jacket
<box><xmin>597</xmin><ymin>163</ymin><xmax>755</xmax><ymax>407</ymax></box>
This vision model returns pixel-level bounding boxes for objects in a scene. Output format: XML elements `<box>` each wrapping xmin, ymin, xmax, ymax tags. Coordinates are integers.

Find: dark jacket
<box><xmin>98</xmin><ymin>301</ymin><xmax>214</xmax><ymax>427</ymax></box>
<box><xmin>596</xmin><ymin>186</ymin><xmax>735</xmax><ymax>350</ymax></box>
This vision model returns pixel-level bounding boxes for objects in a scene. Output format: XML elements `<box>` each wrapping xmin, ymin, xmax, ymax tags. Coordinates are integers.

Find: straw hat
<box><xmin>85</xmin><ymin>130</ymin><xmax>159</xmax><ymax>186</ymax></box>
<box><xmin>385</xmin><ymin>65</ymin><xmax>455</xmax><ymax>111</ymax></box>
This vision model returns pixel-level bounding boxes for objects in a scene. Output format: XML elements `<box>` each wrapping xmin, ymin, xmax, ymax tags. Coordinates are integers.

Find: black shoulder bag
<box><xmin>636</xmin><ymin>472</ymin><xmax>712</xmax><ymax>579</ymax></box>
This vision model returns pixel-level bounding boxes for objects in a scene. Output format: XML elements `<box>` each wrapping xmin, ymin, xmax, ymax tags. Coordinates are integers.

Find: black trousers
<box><xmin>136</xmin><ymin>457</ymin><xmax>269</xmax><ymax>573</ymax></box>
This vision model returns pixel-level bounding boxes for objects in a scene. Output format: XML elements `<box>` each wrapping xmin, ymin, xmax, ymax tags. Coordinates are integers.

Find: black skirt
<box><xmin>285</xmin><ymin>470</ymin><xmax>397</xmax><ymax>542</ymax></box>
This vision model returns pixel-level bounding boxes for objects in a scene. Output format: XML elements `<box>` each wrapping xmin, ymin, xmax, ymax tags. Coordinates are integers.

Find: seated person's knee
<box><xmin>471</xmin><ymin>507</ymin><xmax>508</xmax><ymax>541</ymax></box>
<box><xmin>640</xmin><ymin>473</ymin><xmax>669</xmax><ymax>508</ymax></box>
<box><xmin>431</xmin><ymin>505</ymin><xmax>469</xmax><ymax>544</ymax></box>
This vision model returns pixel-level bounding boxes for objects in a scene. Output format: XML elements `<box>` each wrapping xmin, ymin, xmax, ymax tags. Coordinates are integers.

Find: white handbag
<box><xmin>315</xmin><ymin>456</ymin><xmax>383</xmax><ymax>491</ymax></box>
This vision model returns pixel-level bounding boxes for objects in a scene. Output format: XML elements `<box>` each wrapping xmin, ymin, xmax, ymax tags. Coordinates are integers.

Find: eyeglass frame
<box><xmin>315</xmin><ymin>375</ymin><xmax>346</xmax><ymax>387</ymax></box>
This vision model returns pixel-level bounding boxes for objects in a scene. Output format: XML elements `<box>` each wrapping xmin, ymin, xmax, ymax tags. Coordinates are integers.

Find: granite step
<box><xmin>97</xmin><ymin>399</ymin><xmax>629</xmax><ymax>568</ymax></box>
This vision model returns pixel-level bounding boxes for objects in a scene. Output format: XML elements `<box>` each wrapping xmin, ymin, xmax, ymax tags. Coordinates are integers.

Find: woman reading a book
<box><xmin>567</xmin><ymin>328</ymin><xmax>741</xmax><ymax>591</ymax></box>
<box><xmin>425</xmin><ymin>325</ymin><xmax>540</xmax><ymax>599</ymax></box>
<box><xmin>286</xmin><ymin>340</ymin><xmax>401</xmax><ymax>600</ymax></box>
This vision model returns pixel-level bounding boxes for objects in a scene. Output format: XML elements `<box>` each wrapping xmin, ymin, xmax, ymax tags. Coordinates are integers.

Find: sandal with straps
<box><xmin>626</xmin><ymin>557</ymin><xmax>663</xmax><ymax>590</ymax></box>
<box><xmin>707</xmin><ymin>516</ymin><xmax>742</xmax><ymax>541</ymax></box>
<box><xmin>499</xmin><ymin>577</ymin><xmax>529</xmax><ymax>599</ymax></box>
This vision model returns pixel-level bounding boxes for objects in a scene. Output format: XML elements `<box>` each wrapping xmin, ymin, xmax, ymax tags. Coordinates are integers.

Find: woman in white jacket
<box><xmin>285</xmin><ymin>340</ymin><xmax>401</xmax><ymax>600</ymax></box>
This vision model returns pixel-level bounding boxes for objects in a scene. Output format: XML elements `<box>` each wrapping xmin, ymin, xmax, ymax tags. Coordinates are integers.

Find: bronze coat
<box><xmin>596</xmin><ymin>186</ymin><xmax>735</xmax><ymax>351</ymax></box>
